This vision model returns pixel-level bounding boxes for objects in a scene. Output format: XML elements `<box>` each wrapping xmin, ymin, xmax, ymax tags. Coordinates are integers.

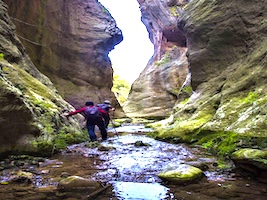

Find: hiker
<box><xmin>97</xmin><ymin>100</ymin><xmax>115</xmax><ymax>129</ymax></box>
<box><xmin>65</xmin><ymin>101</ymin><xmax>108</xmax><ymax>141</ymax></box>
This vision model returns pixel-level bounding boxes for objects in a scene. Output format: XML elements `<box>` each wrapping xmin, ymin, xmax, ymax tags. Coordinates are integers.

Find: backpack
<box><xmin>84</xmin><ymin>106</ymin><xmax>101</xmax><ymax>120</ymax></box>
<box><xmin>97</xmin><ymin>103</ymin><xmax>110</xmax><ymax>112</ymax></box>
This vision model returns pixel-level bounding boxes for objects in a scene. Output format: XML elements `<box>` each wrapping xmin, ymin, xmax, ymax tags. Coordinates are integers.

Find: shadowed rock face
<box><xmin>0</xmin><ymin>1</ymin><xmax>85</xmax><ymax>157</ymax></box>
<box><xmin>4</xmin><ymin>0</ymin><xmax>123</xmax><ymax>112</ymax></box>
<box><xmin>123</xmin><ymin>0</ymin><xmax>190</xmax><ymax>119</ymax></box>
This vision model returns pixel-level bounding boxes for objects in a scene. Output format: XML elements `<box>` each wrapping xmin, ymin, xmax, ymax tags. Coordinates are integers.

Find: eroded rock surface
<box><xmin>0</xmin><ymin>1</ymin><xmax>85</xmax><ymax>157</ymax></box>
<box><xmin>123</xmin><ymin>0</ymin><xmax>190</xmax><ymax>119</ymax></box>
<box><xmin>4</xmin><ymin>0</ymin><xmax>124</xmax><ymax>116</ymax></box>
<box><xmin>148</xmin><ymin>0</ymin><xmax>267</xmax><ymax>155</ymax></box>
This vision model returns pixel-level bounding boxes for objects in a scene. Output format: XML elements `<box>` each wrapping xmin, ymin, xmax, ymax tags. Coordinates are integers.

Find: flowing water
<box><xmin>0</xmin><ymin>125</ymin><xmax>266</xmax><ymax>199</ymax></box>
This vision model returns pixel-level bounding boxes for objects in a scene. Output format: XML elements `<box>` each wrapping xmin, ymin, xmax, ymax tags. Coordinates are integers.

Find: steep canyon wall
<box><xmin>124</xmin><ymin>0</ymin><xmax>190</xmax><ymax>119</ymax></box>
<box><xmin>138</xmin><ymin>0</ymin><xmax>267</xmax><ymax>152</ymax></box>
<box><xmin>4</xmin><ymin>0</ymin><xmax>123</xmax><ymax>114</ymax></box>
<box><xmin>0</xmin><ymin>0</ymin><xmax>86</xmax><ymax>157</ymax></box>
<box><xmin>0</xmin><ymin>0</ymin><xmax>125</xmax><ymax>157</ymax></box>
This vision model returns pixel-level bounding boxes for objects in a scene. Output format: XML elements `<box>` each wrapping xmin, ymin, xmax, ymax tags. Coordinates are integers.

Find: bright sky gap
<box><xmin>98</xmin><ymin>0</ymin><xmax>154</xmax><ymax>84</ymax></box>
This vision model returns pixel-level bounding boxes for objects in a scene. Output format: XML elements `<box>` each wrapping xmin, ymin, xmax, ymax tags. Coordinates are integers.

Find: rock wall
<box><xmin>123</xmin><ymin>0</ymin><xmax>190</xmax><ymax>119</ymax></box>
<box><xmin>151</xmin><ymin>0</ymin><xmax>267</xmax><ymax>152</ymax></box>
<box><xmin>0</xmin><ymin>0</ymin><xmax>86</xmax><ymax>158</ymax></box>
<box><xmin>4</xmin><ymin>0</ymin><xmax>124</xmax><ymax>116</ymax></box>
<box><xmin>174</xmin><ymin>0</ymin><xmax>267</xmax><ymax>134</ymax></box>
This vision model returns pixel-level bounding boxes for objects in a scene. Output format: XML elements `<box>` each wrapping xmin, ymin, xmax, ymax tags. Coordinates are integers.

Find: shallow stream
<box><xmin>0</xmin><ymin>125</ymin><xmax>266</xmax><ymax>199</ymax></box>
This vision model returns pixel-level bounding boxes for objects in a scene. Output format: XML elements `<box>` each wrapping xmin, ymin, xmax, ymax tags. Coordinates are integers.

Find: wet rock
<box><xmin>158</xmin><ymin>164</ymin><xmax>204</xmax><ymax>184</ymax></box>
<box><xmin>36</xmin><ymin>185</ymin><xmax>57</xmax><ymax>193</ymax></box>
<box><xmin>134</xmin><ymin>141</ymin><xmax>151</xmax><ymax>147</ymax></box>
<box><xmin>57</xmin><ymin>175</ymin><xmax>101</xmax><ymax>191</ymax></box>
<box><xmin>185</xmin><ymin>161</ymin><xmax>209</xmax><ymax>171</ymax></box>
<box><xmin>98</xmin><ymin>145</ymin><xmax>115</xmax><ymax>151</ymax></box>
<box><xmin>11</xmin><ymin>171</ymin><xmax>33</xmax><ymax>184</ymax></box>
<box><xmin>231</xmin><ymin>148</ymin><xmax>267</xmax><ymax>182</ymax></box>
<box><xmin>60</xmin><ymin>172</ymin><xmax>71</xmax><ymax>178</ymax></box>
<box><xmin>86</xmin><ymin>141</ymin><xmax>100</xmax><ymax>148</ymax></box>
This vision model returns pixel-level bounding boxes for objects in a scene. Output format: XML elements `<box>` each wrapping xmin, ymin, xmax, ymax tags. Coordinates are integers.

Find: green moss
<box><xmin>155</xmin><ymin>52</ymin><xmax>171</xmax><ymax>67</ymax></box>
<box><xmin>7</xmin><ymin>64</ymin><xmax>55</xmax><ymax>100</ymax></box>
<box><xmin>180</xmin><ymin>98</ymin><xmax>189</xmax><ymax>105</ymax></box>
<box><xmin>240</xmin><ymin>91</ymin><xmax>260</xmax><ymax>104</ymax></box>
<box><xmin>182</xmin><ymin>86</ymin><xmax>193</xmax><ymax>95</ymax></box>
<box><xmin>33</xmin><ymin>99</ymin><xmax>54</xmax><ymax>110</ymax></box>
<box><xmin>158</xmin><ymin>164</ymin><xmax>203</xmax><ymax>182</ymax></box>
<box><xmin>0</xmin><ymin>53</ymin><xmax>4</xmax><ymax>60</ymax></box>
<box><xmin>196</xmin><ymin>130</ymin><xmax>238</xmax><ymax>158</ymax></box>
<box><xmin>31</xmin><ymin>137</ymin><xmax>54</xmax><ymax>156</ymax></box>
<box><xmin>30</xmin><ymin>126</ymin><xmax>87</xmax><ymax>156</ymax></box>
<box><xmin>232</xmin><ymin>148</ymin><xmax>267</xmax><ymax>159</ymax></box>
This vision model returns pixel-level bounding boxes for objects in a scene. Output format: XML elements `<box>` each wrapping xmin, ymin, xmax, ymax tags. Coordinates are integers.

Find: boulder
<box><xmin>158</xmin><ymin>164</ymin><xmax>204</xmax><ymax>184</ymax></box>
<box><xmin>57</xmin><ymin>175</ymin><xmax>101</xmax><ymax>191</ymax></box>
<box><xmin>231</xmin><ymin>148</ymin><xmax>267</xmax><ymax>182</ymax></box>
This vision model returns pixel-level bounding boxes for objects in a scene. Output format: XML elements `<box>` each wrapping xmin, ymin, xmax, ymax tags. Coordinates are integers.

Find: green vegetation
<box><xmin>240</xmin><ymin>91</ymin><xmax>259</xmax><ymax>104</ymax></box>
<box><xmin>155</xmin><ymin>52</ymin><xmax>171</xmax><ymax>67</ymax></box>
<box><xmin>112</xmin><ymin>74</ymin><xmax>130</xmax><ymax>105</ymax></box>
<box><xmin>31</xmin><ymin>127</ymin><xmax>88</xmax><ymax>156</ymax></box>
<box><xmin>0</xmin><ymin>53</ymin><xmax>4</xmax><ymax>60</ymax></box>
<box><xmin>182</xmin><ymin>86</ymin><xmax>193</xmax><ymax>95</ymax></box>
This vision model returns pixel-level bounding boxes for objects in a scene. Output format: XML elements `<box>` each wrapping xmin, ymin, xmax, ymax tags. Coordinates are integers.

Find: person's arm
<box><xmin>109</xmin><ymin>106</ymin><xmax>115</xmax><ymax>112</ymax></box>
<box><xmin>98</xmin><ymin>107</ymin><xmax>108</xmax><ymax>116</ymax></box>
<box><xmin>66</xmin><ymin>107</ymin><xmax>86</xmax><ymax>117</ymax></box>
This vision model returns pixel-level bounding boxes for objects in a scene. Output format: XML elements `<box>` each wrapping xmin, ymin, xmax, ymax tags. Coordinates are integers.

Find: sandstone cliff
<box><xmin>148</xmin><ymin>0</ymin><xmax>267</xmax><ymax>155</ymax></box>
<box><xmin>0</xmin><ymin>0</ymin><xmax>87</xmax><ymax>158</ymax></box>
<box><xmin>123</xmin><ymin>0</ymin><xmax>190</xmax><ymax>119</ymax></box>
<box><xmin>4</xmin><ymin>0</ymin><xmax>124</xmax><ymax>116</ymax></box>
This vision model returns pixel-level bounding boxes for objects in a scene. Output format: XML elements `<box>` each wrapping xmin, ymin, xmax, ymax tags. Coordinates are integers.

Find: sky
<box><xmin>98</xmin><ymin>0</ymin><xmax>154</xmax><ymax>84</ymax></box>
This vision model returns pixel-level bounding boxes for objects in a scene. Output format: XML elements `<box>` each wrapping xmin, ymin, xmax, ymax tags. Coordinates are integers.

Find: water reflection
<box><xmin>113</xmin><ymin>182</ymin><xmax>170</xmax><ymax>200</ymax></box>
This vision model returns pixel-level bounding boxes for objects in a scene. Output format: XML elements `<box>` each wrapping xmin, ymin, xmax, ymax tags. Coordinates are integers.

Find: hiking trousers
<box><xmin>86</xmin><ymin>118</ymin><xmax>107</xmax><ymax>141</ymax></box>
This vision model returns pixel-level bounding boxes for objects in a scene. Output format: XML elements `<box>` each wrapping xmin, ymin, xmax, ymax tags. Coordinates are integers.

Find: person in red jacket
<box><xmin>65</xmin><ymin>101</ymin><xmax>108</xmax><ymax>141</ymax></box>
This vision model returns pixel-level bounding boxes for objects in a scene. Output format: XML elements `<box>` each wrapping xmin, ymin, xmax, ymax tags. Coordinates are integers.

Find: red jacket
<box><xmin>67</xmin><ymin>106</ymin><xmax>107</xmax><ymax>117</ymax></box>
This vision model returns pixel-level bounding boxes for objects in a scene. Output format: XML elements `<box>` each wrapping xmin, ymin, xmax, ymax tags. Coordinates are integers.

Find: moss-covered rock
<box><xmin>0</xmin><ymin>2</ymin><xmax>87</xmax><ymax>158</ymax></box>
<box><xmin>232</xmin><ymin>148</ymin><xmax>267</xmax><ymax>170</ymax></box>
<box><xmin>231</xmin><ymin>148</ymin><xmax>267</xmax><ymax>182</ymax></box>
<box><xmin>149</xmin><ymin>0</ymin><xmax>267</xmax><ymax>160</ymax></box>
<box><xmin>4</xmin><ymin>0</ymin><xmax>124</xmax><ymax>117</ymax></box>
<box><xmin>158</xmin><ymin>164</ymin><xmax>204</xmax><ymax>184</ymax></box>
<box><xmin>232</xmin><ymin>149</ymin><xmax>267</xmax><ymax>160</ymax></box>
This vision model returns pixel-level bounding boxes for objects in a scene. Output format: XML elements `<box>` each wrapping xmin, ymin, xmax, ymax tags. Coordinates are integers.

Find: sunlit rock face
<box><xmin>172</xmin><ymin>0</ymin><xmax>267</xmax><ymax>135</ymax></box>
<box><xmin>123</xmin><ymin>0</ymin><xmax>189</xmax><ymax>119</ymax></box>
<box><xmin>0</xmin><ymin>1</ymin><xmax>84</xmax><ymax>157</ymax></box>
<box><xmin>126</xmin><ymin>0</ymin><xmax>266</xmax><ymax>140</ymax></box>
<box><xmin>4</xmin><ymin>0</ymin><xmax>123</xmax><ymax>114</ymax></box>
<box><xmin>157</xmin><ymin>0</ymin><xmax>267</xmax><ymax>139</ymax></box>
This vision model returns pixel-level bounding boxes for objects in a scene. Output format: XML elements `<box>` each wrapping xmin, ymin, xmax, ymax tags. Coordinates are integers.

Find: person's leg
<box><xmin>106</xmin><ymin>114</ymin><xmax>110</xmax><ymax>128</ymax></box>
<box><xmin>86</xmin><ymin>124</ymin><xmax>97</xmax><ymax>141</ymax></box>
<box><xmin>103</xmin><ymin>115</ymin><xmax>109</xmax><ymax>128</ymax></box>
<box><xmin>96</xmin><ymin>119</ymin><xmax>107</xmax><ymax>140</ymax></box>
